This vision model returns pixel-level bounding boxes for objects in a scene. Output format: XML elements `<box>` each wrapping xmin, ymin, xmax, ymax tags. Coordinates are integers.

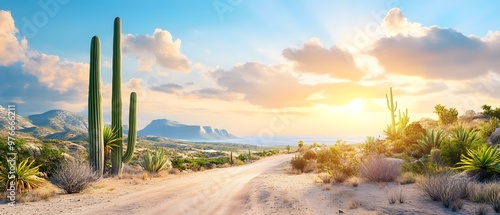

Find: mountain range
<box><xmin>0</xmin><ymin>105</ymin><xmax>237</xmax><ymax>141</ymax></box>
<box><xmin>138</xmin><ymin>119</ymin><xmax>237</xmax><ymax>140</ymax></box>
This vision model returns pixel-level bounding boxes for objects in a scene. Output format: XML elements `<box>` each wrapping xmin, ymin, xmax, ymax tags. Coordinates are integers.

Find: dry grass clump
<box><xmin>474</xmin><ymin>204</ymin><xmax>489</xmax><ymax>215</ymax></box>
<box><xmin>419</xmin><ymin>171</ymin><xmax>468</xmax><ymax>209</ymax></box>
<box><xmin>386</xmin><ymin>185</ymin><xmax>405</xmax><ymax>204</ymax></box>
<box><xmin>348</xmin><ymin>199</ymin><xmax>360</xmax><ymax>209</ymax></box>
<box><xmin>396</xmin><ymin>172</ymin><xmax>419</xmax><ymax>184</ymax></box>
<box><xmin>317</xmin><ymin>173</ymin><xmax>331</xmax><ymax>184</ymax></box>
<box><xmin>347</xmin><ymin>176</ymin><xmax>362</xmax><ymax>187</ymax></box>
<box><xmin>466</xmin><ymin>181</ymin><xmax>500</xmax><ymax>212</ymax></box>
<box><xmin>53</xmin><ymin>159</ymin><xmax>99</xmax><ymax>194</ymax></box>
<box><xmin>1</xmin><ymin>181</ymin><xmax>59</xmax><ymax>203</ymax></box>
<box><xmin>359</xmin><ymin>154</ymin><xmax>401</xmax><ymax>182</ymax></box>
<box><xmin>331</xmin><ymin>172</ymin><xmax>348</xmax><ymax>183</ymax></box>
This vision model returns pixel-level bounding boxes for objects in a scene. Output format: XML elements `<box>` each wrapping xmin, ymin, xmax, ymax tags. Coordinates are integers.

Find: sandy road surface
<box><xmin>2</xmin><ymin>154</ymin><xmax>293</xmax><ymax>215</ymax></box>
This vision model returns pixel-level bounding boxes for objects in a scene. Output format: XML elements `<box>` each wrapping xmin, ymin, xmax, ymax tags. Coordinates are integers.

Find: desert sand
<box><xmin>0</xmin><ymin>154</ymin><xmax>486</xmax><ymax>215</ymax></box>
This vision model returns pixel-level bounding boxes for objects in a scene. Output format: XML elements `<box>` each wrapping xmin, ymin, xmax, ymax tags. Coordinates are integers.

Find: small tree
<box><xmin>434</xmin><ymin>104</ymin><xmax>458</xmax><ymax>125</ymax></box>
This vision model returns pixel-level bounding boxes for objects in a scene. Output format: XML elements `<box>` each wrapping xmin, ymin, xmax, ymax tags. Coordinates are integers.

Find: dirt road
<box><xmin>2</xmin><ymin>154</ymin><xmax>293</xmax><ymax>215</ymax></box>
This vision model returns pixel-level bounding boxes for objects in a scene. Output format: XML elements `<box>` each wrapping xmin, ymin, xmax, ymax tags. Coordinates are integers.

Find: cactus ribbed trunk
<box><xmin>111</xmin><ymin>17</ymin><xmax>123</xmax><ymax>176</ymax></box>
<box><xmin>122</xmin><ymin>92</ymin><xmax>137</xmax><ymax>163</ymax></box>
<box><xmin>88</xmin><ymin>36</ymin><xmax>104</xmax><ymax>176</ymax></box>
<box><xmin>386</xmin><ymin>87</ymin><xmax>397</xmax><ymax>134</ymax></box>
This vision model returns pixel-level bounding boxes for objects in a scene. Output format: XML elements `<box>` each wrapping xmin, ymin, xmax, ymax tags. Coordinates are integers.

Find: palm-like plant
<box><xmin>452</xmin><ymin>127</ymin><xmax>482</xmax><ymax>150</ymax></box>
<box><xmin>417</xmin><ymin>129</ymin><xmax>445</xmax><ymax>155</ymax></box>
<box><xmin>103</xmin><ymin>125</ymin><xmax>121</xmax><ymax>160</ymax></box>
<box><xmin>140</xmin><ymin>149</ymin><xmax>170</xmax><ymax>173</ymax></box>
<box><xmin>455</xmin><ymin>144</ymin><xmax>500</xmax><ymax>176</ymax></box>
<box><xmin>0</xmin><ymin>158</ymin><xmax>45</xmax><ymax>193</ymax></box>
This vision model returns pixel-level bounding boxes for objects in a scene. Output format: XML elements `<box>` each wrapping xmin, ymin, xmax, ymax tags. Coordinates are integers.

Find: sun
<box><xmin>347</xmin><ymin>98</ymin><xmax>364</xmax><ymax>111</ymax></box>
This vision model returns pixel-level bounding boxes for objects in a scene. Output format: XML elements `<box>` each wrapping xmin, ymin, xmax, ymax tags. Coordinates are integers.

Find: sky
<box><xmin>2</xmin><ymin>0</ymin><xmax>500</xmax><ymax>139</ymax></box>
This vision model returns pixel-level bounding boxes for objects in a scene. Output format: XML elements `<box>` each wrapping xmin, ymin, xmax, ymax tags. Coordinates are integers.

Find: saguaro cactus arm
<box><xmin>122</xmin><ymin>92</ymin><xmax>137</xmax><ymax>163</ymax></box>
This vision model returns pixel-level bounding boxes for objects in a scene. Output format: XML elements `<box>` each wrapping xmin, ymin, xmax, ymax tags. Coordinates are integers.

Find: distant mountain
<box><xmin>0</xmin><ymin>105</ymin><xmax>36</xmax><ymax>130</ymax></box>
<box><xmin>138</xmin><ymin>119</ymin><xmax>237</xmax><ymax>140</ymax></box>
<box><xmin>24</xmin><ymin>109</ymin><xmax>88</xmax><ymax>141</ymax></box>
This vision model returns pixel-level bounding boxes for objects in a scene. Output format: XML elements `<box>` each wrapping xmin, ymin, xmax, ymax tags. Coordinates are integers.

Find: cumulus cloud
<box><xmin>372</xmin><ymin>8</ymin><xmax>500</xmax><ymax>80</ymax></box>
<box><xmin>22</xmin><ymin>51</ymin><xmax>89</xmax><ymax>92</ymax></box>
<box><xmin>380</xmin><ymin>8</ymin><xmax>426</xmax><ymax>37</ymax></box>
<box><xmin>283</xmin><ymin>38</ymin><xmax>364</xmax><ymax>80</ymax></box>
<box><xmin>123</xmin><ymin>29</ymin><xmax>190</xmax><ymax>72</ymax></box>
<box><xmin>0</xmin><ymin>10</ymin><xmax>27</xmax><ymax>66</ymax></box>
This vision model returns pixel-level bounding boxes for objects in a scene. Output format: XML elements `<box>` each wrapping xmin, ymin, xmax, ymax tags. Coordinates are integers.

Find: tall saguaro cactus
<box><xmin>110</xmin><ymin>17</ymin><xmax>137</xmax><ymax>176</ymax></box>
<box><xmin>88</xmin><ymin>36</ymin><xmax>104</xmax><ymax>176</ymax></box>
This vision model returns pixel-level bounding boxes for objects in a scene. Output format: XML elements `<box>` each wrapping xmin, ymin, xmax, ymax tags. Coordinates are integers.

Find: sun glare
<box><xmin>347</xmin><ymin>98</ymin><xmax>364</xmax><ymax>111</ymax></box>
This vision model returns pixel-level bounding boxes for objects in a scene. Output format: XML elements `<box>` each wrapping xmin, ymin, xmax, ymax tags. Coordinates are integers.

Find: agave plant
<box><xmin>140</xmin><ymin>149</ymin><xmax>170</xmax><ymax>173</ymax></box>
<box><xmin>456</xmin><ymin>144</ymin><xmax>500</xmax><ymax>180</ymax></box>
<box><xmin>0</xmin><ymin>158</ymin><xmax>45</xmax><ymax>193</ymax></box>
<box><xmin>452</xmin><ymin>127</ymin><xmax>482</xmax><ymax>150</ymax></box>
<box><xmin>417</xmin><ymin>129</ymin><xmax>445</xmax><ymax>155</ymax></box>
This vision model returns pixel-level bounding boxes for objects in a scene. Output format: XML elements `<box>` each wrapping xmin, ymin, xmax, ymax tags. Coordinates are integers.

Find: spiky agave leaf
<box><xmin>103</xmin><ymin>125</ymin><xmax>121</xmax><ymax>151</ymax></box>
<box><xmin>140</xmin><ymin>150</ymin><xmax>170</xmax><ymax>173</ymax></box>
<box><xmin>455</xmin><ymin>144</ymin><xmax>500</xmax><ymax>175</ymax></box>
<box><xmin>0</xmin><ymin>158</ymin><xmax>45</xmax><ymax>193</ymax></box>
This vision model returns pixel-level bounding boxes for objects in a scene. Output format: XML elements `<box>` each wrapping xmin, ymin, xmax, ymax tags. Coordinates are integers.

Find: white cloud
<box><xmin>380</xmin><ymin>8</ymin><xmax>426</xmax><ymax>37</ymax></box>
<box><xmin>123</xmin><ymin>28</ymin><xmax>190</xmax><ymax>72</ymax></box>
<box><xmin>0</xmin><ymin>10</ymin><xmax>27</xmax><ymax>66</ymax></box>
<box><xmin>22</xmin><ymin>51</ymin><xmax>89</xmax><ymax>92</ymax></box>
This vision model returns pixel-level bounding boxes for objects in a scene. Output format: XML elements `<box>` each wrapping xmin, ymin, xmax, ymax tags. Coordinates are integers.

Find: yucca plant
<box><xmin>140</xmin><ymin>150</ymin><xmax>170</xmax><ymax>173</ymax></box>
<box><xmin>103</xmin><ymin>125</ymin><xmax>121</xmax><ymax>159</ymax></box>
<box><xmin>452</xmin><ymin>127</ymin><xmax>482</xmax><ymax>150</ymax></box>
<box><xmin>417</xmin><ymin>129</ymin><xmax>445</xmax><ymax>155</ymax></box>
<box><xmin>0</xmin><ymin>158</ymin><xmax>45</xmax><ymax>193</ymax></box>
<box><xmin>456</xmin><ymin>144</ymin><xmax>500</xmax><ymax>181</ymax></box>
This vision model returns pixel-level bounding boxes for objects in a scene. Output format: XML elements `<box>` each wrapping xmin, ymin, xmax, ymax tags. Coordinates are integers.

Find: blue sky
<box><xmin>2</xmin><ymin>0</ymin><xmax>500</xmax><ymax>137</ymax></box>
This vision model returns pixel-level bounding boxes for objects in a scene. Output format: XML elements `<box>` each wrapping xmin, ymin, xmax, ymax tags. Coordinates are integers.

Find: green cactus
<box><xmin>110</xmin><ymin>17</ymin><xmax>137</xmax><ymax>176</ymax></box>
<box><xmin>88</xmin><ymin>36</ymin><xmax>104</xmax><ymax>176</ymax></box>
<box><xmin>386</xmin><ymin>87</ymin><xmax>397</xmax><ymax>133</ymax></box>
<box><xmin>248</xmin><ymin>149</ymin><xmax>251</xmax><ymax>161</ymax></box>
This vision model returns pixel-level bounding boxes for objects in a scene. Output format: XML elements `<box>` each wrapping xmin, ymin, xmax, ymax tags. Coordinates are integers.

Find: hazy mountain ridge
<box><xmin>138</xmin><ymin>119</ymin><xmax>237</xmax><ymax>140</ymax></box>
<box><xmin>1</xmin><ymin>106</ymin><xmax>237</xmax><ymax>141</ymax></box>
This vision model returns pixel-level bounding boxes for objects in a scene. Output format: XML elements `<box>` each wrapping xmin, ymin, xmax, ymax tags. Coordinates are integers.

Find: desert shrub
<box><xmin>291</xmin><ymin>155</ymin><xmax>307</xmax><ymax>172</ymax></box>
<box><xmin>317</xmin><ymin>173</ymin><xmax>331</xmax><ymax>184</ymax></box>
<box><xmin>0</xmin><ymin>158</ymin><xmax>45</xmax><ymax>193</ymax></box>
<box><xmin>402</xmin><ymin>122</ymin><xmax>426</xmax><ymax>147</ymax></box>
<box><xmin>303</xmin><ymin>159</ymin><xmax>317</xmax><ymax>173</ymax></box>
<box><xmin>303</xmin><ymin>150</ymin><xmax>317</xmax><ymax>160</ymax></box>
<box><xmin>480</xmin><ymin>117</ymin><xmax>500</xmax><ymax>138</ymax></box>
<box><xmin>485</xmin><ymin>183</ymin><xmax>500</xmax><ymax>212</ymax></box>
<box><xmin>359</xmin><ymin>154</ymin><xmax>401</xmax><ymax>182</ymax></box>
<box><xmin>466</xmin><ymin>182</ymin><xmax>488</xmax><ymax>203</ymax></box>
<box><xmin>419</xmin><ymin>171</ymin><xmax>468</xmax><ymax>207</ymax></box>
<box><xmin>417</xmin><ymin>129</ymin><xmax>445</xmax><ymax>155</ymax></box>
<box><xmin>401</xmin><ymin>155</ymin><xmax>439</xmax><ymax>175</ymax></box>
<box><xmin>53</xmin><ymin>158</ymin><xmax>99</xmax><ymax>194</ymax></box>
<box><xmin>434</xmin><ymin>104</ymin><xmax>458</xmax><ymax>125</ymax></box>
<box><xmin>316</xmin><ymin>144</ymin><xmax>359</xmax><ymax>179</ymax></box>
<box><xmin>455</xmin><ymin>144</ymin><xmax>500</xmax><ymax>181</ymax></box>
<box><xmin>441</xmin><ymin>128</ymin><xmax>483</xmax><ymax>166</ymax></box>
<box><xmin>397</xmin><ymin>172</ymin><xmax>419</xmax><ymax>184</ymax></box>
<box><xmin>361</xmin><ymin>136</ymin><xmax>389</xmax><ymax>157</ymax></box>
<box><xmin>450</xmin><ymin>199</ymin><xmax>464</xmax><ymax>212</ymax></box>
<box><xmin>474</xmin><ymin>204</ymin><xmax>489</xmax><ymax>215</ymax></box>
<box><xmin>140</xmin><ymin>149</ymin><xmax>170</xmax><ymax>173</ymax></box>
<box><xmin>347</xmin><ymin>176</ymin><xmax>362</xmax><ymax>187</ymax></box>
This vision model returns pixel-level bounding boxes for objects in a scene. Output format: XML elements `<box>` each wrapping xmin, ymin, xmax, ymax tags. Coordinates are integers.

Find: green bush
<box><xmin>316</xmin><ymin>145</ymin><xmax>359</xmax><ymax>178</ymax></box>
<box><xmin>440</xmin><ymin>128</ymin><xmax>482</xmax><ymax>166</ymax></box>
<box><xmin>291</xmin><ymin>155</ymin><xmax>307</xmax><ymax>172</ymax></box>
<box><xmin>303</xmin><ymin>150</ymin><xmax>317</xmax><ymax>160</ymax></box>
<box><xmin>140</xmin><ymin>149</ymin><xmax>170</xmax><ymax>173</ymax></box>
<box><xmin>434</xmin><ymin>104</ymin><xmax>458</xmax><ymax>125</ymax></box>
<box><xmin>456</xmin><ymin>144</ymin><xmax>500</xmax><ymax>181</ymax></box>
